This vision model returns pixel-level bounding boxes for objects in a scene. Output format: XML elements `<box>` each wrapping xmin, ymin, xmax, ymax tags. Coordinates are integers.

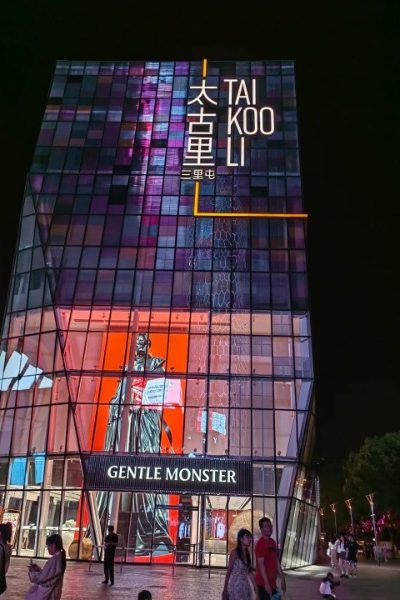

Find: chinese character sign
<box><xmin>180</xmin><ymin>60</ymin><xmax>305</xmax><ymax>218</ymax></box>
<box><xmin>182</xmin><ymin>64</ymin><xmax>275</xmax><ymax>180</ymax></box>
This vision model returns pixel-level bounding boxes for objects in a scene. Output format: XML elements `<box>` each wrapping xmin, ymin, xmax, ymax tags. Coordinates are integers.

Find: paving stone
<box><xmin>2</xmin><ymin>557</ymin><xmax>399</xmax><ymax>599</ymax></box>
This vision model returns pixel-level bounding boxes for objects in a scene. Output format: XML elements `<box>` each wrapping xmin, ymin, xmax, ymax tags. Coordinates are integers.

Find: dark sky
<box><xmin>1</xmin><ymin>2</ymin><xmax>399</xmax><ymax>464</ymax></box>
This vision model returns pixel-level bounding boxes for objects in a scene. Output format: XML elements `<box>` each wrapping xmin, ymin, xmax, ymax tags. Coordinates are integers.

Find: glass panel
<box><xmin>45</xmin><ymin>404</ymin><xmax>67</xmax><ymax>452</ymax></box>
<box><xmin>183</xmin><ymin>408</ymin><xmax>205</xmax><ymax>456</ymax></box>
<box><xmin>29</xmin><ymin>406</ymin><xmax>49</xmax><ymax>453</ymax></box>
<box><xmin>229</xmin><ymin>409</ymin><xmax>251</xmax><ymax>457</ymax></box>
<box><xmin>275</xmin><ymin>410</ymin><xmax>297</xmax><ymax>457</ymax></box>
<box><xmin>65</xmin><ymin>458</ymin><xmax>83</xmax><ymax>488</ymax></box>
<box><xmin>0</xmin><ymin>410</ymin><xmax>13</xmax><ymax>455</ymax></box>
<box><xmin>230</xmin><ymin>335</ymin><xmax>250</xmax><ymax>374</ymax></box>
<box><xmin>38</xmin><ymin>490</ymin><xmax>61</xmax><ymax>556</ymax></box>
<box><xmin>175</xmin><ymin>494</ymin><xmax>198</xmax><ymax>565</ymax></box>
<box><xmin>209</xmin><ymin>379</ymin><xmax>228</xmax><ymax>407</ymax></box>
<box><xmin>227</xmin><ymin>496</ymin><xmax>252</xmax><ymax>554</ymax></box>
<box><xmin>252</xmin><ymin>497</ymin><xmax>276</xmax><ymax>540</ymax></box>
<box><xmin>252</xmin><ymin>336</ymin><xmax>272</xmax><ymax>375</ymax></box>
<box><xmin>186</xmin><ymin>379</ymin><xmax>207</xmax><ymax>407</ymax></box>
<box><xmin>272</xmin><ymin>337</ymin><xmax>293</xmax><ymax>376</ymax></box>
<box><xmin>61</xmin><ymin>489</ymin><xmax>81</xmax><ymax>558</ymax></box>
<box><xmin>209</xmin><ymin>336</ymin><xmax>229</xmax><ymax>374</ymax></box>
<box><xmin>26</xmin><ymin>455</ymin><xmax>45</xmax><ymax>487</ymax></box>
<box><xmin>252</xmin><ymin>380</ymin><xmax>273</xmax><ymax>409</ymax></box>
<box><xmin>20</xmin><ymin>490</ymin><xmax>41</xmax><ymax>556</ymax></box>
<box><xmin>44</xmin><ymin>458</ymin><xmax>64</xmax><ymax>488</ymax></box>
<box><xmin>252</xmin><ymin>410</ymin><xmax>274</xmax><ymax>458</ymax></box>
<box><xmin>274</xmin><ymin>381</ymin><xmax>295</xmax><ymax>409</ymax></box>
<box><xmin>188</xmin><ymin>335</ymin><xmax>208</xmax><ymax>374</ymax></box>
<box><xmin>204</xmin><ymin>495</ymin><xmax>227</xmax><ymax>566</ymax></box>
<box><xmin>11</xmin><ymin>408</ymin><xmax>32</xmax><ymax>455</ymax></box>
<box><xmin>0</xmin><ymin>459</ymin><xmax>8</xmax><ymax>486</ymax></box>
<box><xmin>207</xmin><ymin>408</ymin><xmax>228</xmax><ymax>456</ymax></box>
<box><xmin>4</xmin><ymin>490</ymin><xmax>23</xmax><ymax>548</ymax></box>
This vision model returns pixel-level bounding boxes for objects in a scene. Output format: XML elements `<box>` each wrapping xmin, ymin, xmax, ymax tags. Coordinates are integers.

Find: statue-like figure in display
<box><xmin>102</xmin><ymin>333</ymin><xmax>174</xmax><ymax>556</ymax></box>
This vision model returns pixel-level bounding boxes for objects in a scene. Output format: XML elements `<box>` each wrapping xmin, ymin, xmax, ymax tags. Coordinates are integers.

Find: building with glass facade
<box><xmin>0</xmin><ymin>60</ymin><xmax>318</xmax><ymax>568</ymax></box>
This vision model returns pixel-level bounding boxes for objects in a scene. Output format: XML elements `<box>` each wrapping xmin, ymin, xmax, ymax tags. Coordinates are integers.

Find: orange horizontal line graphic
<box><xmin>193</xmin><ymin>181</ymin><xmax>308</xmax><ymax>219</ymax></box>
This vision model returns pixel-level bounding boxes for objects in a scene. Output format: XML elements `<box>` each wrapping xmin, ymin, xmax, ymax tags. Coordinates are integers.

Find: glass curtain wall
<box><xmin>0</xmin><ymin>60</ymin><xmax>318</xmax><ymax>567</ymax></box>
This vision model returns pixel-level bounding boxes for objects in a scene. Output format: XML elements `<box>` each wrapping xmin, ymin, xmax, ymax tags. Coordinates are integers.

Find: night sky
<box><xmin>1</xmin><ymin>3</ymin><xmax>398</xmax><ymax>466</ymax></box>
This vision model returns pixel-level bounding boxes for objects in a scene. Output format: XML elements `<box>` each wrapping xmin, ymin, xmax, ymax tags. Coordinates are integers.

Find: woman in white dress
<box><xmin>25</xmin><ymin>534</ymin><xmax>66</xmax><ymax>600</ymax></box>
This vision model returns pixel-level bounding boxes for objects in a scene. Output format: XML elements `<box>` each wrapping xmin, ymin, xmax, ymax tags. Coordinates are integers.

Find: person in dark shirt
<box><xmin>346</xmin><ymin>534</ymin><xmax>359</xmax><ymax>576</ymax></box>
<box><xmin>102</xmin><ymin>525</ymin><xmax>118</xmax><ymax>586</ymax></box>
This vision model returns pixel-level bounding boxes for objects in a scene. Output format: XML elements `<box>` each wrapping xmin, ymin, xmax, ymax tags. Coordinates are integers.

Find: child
<box><xmin>138</xmin><ymin>591</ymin><xmax>152</xmax><ymax>600</ymax></box>
<box><xmin>319</xmin><ymin>572</ymin><xmax>340</xmax><ymax>599</ymax></box>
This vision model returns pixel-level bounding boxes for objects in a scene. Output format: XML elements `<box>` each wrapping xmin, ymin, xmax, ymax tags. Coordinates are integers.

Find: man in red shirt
<box><xmin>255</xmin><ymin>517</ymin><xmax>286</xmax><ymax>600</ymax></box>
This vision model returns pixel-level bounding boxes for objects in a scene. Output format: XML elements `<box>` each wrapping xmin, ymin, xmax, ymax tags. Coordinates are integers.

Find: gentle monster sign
<box><xmin>82</xmin><ymin>454</ymin><xmax>252</xmax><ymax>495</ymax></box>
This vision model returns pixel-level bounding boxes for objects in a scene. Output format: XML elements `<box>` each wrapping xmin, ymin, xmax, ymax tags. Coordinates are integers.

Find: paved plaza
<box><xmin>2</xmin><ymin>557</ymin><xmax>399</xmax><ymax>599</ymax></box>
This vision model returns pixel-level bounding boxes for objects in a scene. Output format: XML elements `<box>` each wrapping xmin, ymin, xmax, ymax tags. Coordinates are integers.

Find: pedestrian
<box><xmin>255</xmin><ymin>517</ymin><xmax>286</xmax><ymax>600</ymax></box>
<box><xmin>327</xmin><ymin>535</ymin><xmax>337</xmax><ymax>569</ymax></box>
<box><xmin>336</xmin><ymin>535</ymin><xmax>348</xmax><ymax>578</ymax></box>
<box><xmin>382</xmin><ymin>543</ymin><xmax>389</xmax><ymax>563</ymax></box>
<box><xmin>222</xmin><ymin>528</ymin><xmax>257</xmax><ymax>600</ymax></box>
<box><xmin>373</xmin><ymin>544</ymin><xmax>383</xmax><ymax>564</ymax></box>
<box><xmin>319</xmin><ymin>571</ymin><xmax>340</xmax><ymax>598</ymax></box>
<box><xmin>0</xmin><ymin>523</ymin><xmax>12</xmax><ymax>595</ymax></box>
<box><xmin>24</xmin><ymin>533</ymin><xmax>66</xmax><ymax>600</ymax></box>
<box><xmin>364</xmin><ymin>540</ymin><xmax>371</xmax><ymax>560</ymax></box>
<box><xmin>346</xmin><ymin>534</ymin><xmax>358</xmax><ymax>576</ymax></box>
<box><xmin>138</xmin><ymin>591</ymin><xmax>152</xmax><ymax>600</ymax></box>
<box><xmin>102</xmin><ymin>525</ymin><xmax>118</xmax><ymax>586</ymax></box>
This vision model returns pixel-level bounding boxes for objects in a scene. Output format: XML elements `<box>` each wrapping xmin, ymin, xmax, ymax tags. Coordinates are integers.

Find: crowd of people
<box><xmin>0</xmin><ymin>523</ymin><xmax>152</xmax><ymax>600</ymax></box>
<box><xmin>326</xmin><ymin>533</ymin><xmax>359</xmax><ymax>578</ymax></box>
<box><xmin>95</xmin><ymin>514</ymin><xmax>286</xmax><ymax>600</ymax></box>
<box><xmin>98</xmin><ymin>514</ymin><xmax>286</xmax><ymax>600</ymax></box>
<box><xmin>319</xmin><ymin>533</ymin><xmax>361</xmax><ymax>598</ymax></box>
<box><xmin>6</xmin><ymin>517</ymin><xmax>389</xmax><ymax>600</ymax></box>
<box><xmin>222</xmin><ymin>516</ymin><xmax>286</xmax><ymax>600</ymax></box>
